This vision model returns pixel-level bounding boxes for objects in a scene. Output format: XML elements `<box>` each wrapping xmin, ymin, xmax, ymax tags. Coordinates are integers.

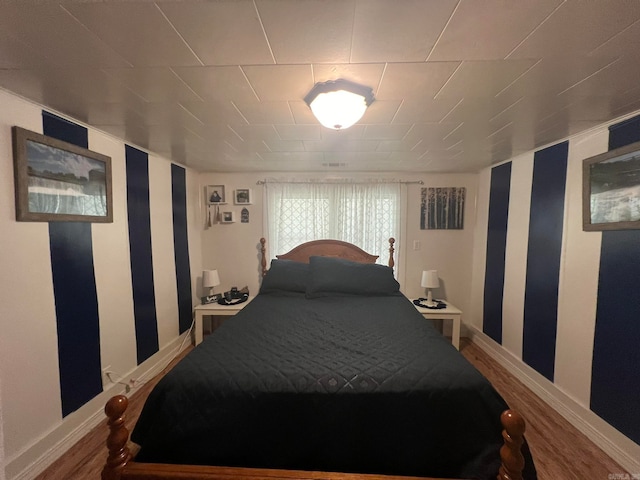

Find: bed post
<box><xmin>388</xmin><ymin>237</ymin><xmax>395</xmax><ymax>270</ymax></box>
<box><xmin>497</xmin><ymin>409</ymin><xmax>526</xmax><ymax>480</ymax></box>
<box><xmin>102</xmin><ymin>395</ymin><xmax>131</xmax><ymax>480</ymax></box>
<box><xmin>260</xmin><ymin>237</ymin><xmax>267</xmax><ymax>276</ymax></box>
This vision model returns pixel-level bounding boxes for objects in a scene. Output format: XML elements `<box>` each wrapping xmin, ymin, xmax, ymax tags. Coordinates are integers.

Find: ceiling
<box><xmin>2</xmin><ymin>0</ymin><xmax>640</xmax><ymax>173</ymax></box>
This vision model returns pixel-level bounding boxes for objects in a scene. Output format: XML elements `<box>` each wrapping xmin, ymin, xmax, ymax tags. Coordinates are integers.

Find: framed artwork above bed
<box><xmin>420</xmin><ymin>187</ymin><xmax>466</xmax><ymax>230</ymax></box>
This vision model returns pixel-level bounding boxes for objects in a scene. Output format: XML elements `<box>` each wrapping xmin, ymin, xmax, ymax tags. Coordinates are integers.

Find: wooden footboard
<box><xmin>102</xmin><ymin>395</ymin><xmax>527</xmax><ymax>480</ymax></box>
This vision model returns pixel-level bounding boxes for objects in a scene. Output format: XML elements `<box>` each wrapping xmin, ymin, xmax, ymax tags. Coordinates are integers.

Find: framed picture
<box><xmin>234</xmin><ymin>188</ymin><xmax>252</xmax><ymax>204</ymax></box>
<box><xmin>420</xmin><ymin>187</ymin><xmax>466</xmax><ymax>230</ymax></box>
<box><xmin>12</xmin><ymin>126</ymin><xmax>113</xmax><ymax>223</ymax></box>
<box><xmin>583</xmin><ymin>139</ymin><xmax>640</xmax><ymax>231</ymax></box>
<box><xmin>206</xmin><ymin>185</ymin><xmax>225</xmax><ymax>204</ymax></box>
<box><xmin>221</xmin><ymin>211</ymin><xmax>235</xmax><ymax>223</ymax></box>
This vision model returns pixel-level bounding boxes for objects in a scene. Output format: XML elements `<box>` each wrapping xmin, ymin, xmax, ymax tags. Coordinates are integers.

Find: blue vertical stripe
<box><xmin>483</xmin><ymin>162</ymin><xmax>512</xmax><ymax>343</ymax></box>
<box><xmin>43</xmin><ymin>112</ymin><xmax>88</xmax><ymax>149</ymax></box>
<box><xmin>43</xmin><ymin>112</ymin><xmax>102</xmax><ymax>416</ymax></box>
<box><xmin>171</xmin><ymin>164</ymin><xmax>193</xmax><ymax>333</ymax></box>
<box><xmin>590</xmin><ymin>115</ymin><xmax>640</xmax><ymax>443</ymax></box>
<box><xmin>522</xmin><ymin>141</ymin><xmax>568</xmax><ymax>381</ymax></box>
<box><xmin>125</xmin><ymin>145</ymin><xmax>159</xmax><ymax>364</ymax></box>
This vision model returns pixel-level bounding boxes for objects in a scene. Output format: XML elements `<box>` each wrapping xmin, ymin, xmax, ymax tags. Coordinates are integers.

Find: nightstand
<box><xmin>193</xmin><ymin>296</ymin><xmax>254</xmax><ymax>346</ymax></box>
<box><xmin>413</xmin><ymin>301</ymin><xmax>462</xmax><ymax>350</ymax></box>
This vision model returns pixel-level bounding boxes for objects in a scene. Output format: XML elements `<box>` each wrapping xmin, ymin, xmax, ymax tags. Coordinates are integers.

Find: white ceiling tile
<box><xmin>0</xmin><ymin>1</ymin><xmax>639</xmax><ymax>173</ymax></box>
<box><xmin>303</xmin><ymin>139</ymin><xmax>380</xmax><ymax>153</ymax></box>
<box><xmin>437</xmin><ymin>60</ymin><xmax>538</xmax><ymax>99</ymax></box>
<box><xmin>231</xmin><ymin>125</ymin><xmax>281</xmax><ymax>143</ymax></box>
<box><xmin>256</xmin><ymin>0</ymin><xmax>354</xmax><ymax>64</ymax></box>
<box><xmin>0</xmin><ymin>4</ymin><xmax>131</xmax><ymax>68</ymax></box>
<box><xmin>159</xmin><ymin>2</ymin><xmax>274</xmax><ymax>66</ymax></box>
<box><xmin>376</xmin><ymin>62</ymin><xmax>460</xmax><ymax>100</ymax></box>
<box><xmin>39</xmin><ymin>67</ymin><xmax>144</xmax><ymax>105</ymax></box>
<box><xmin>590</xmin><ymin>18</ymin><xmax>640</xmax><ymax>58</ymax></box>
<box><xmin>359</xmin><ymin>101</ymin><xmax>402</xmax><ymax>124</ymax></box>
<box><xmin>362</xmin><ymin>124</ymin><xmax>412</xmax><ymax>141</ymax></box>
<box><xmin>0</xmin><ymin>30</ymin><xmax>49</xmax><ymax>68</ymax></box>
<box><xmin>428</xmin><ymin>0</ymin><xmax>563</xmax><ymax>61</ymax></box>
<box><xmin>275</xmin><ymin>124</ymin><xmax>323</xmax><ymax>141</ymax></box>
<box><xmin>234</xmin><ymin>101</ymin><xmax>295</xmax><ymax>125</ymax></box>
<box><xmin>173</xmin><ymin>66</ymin><xmax>258</xmax><ymax>103</ymax></box>
<box><xmin>351</xmin><ymin>0</ymin><xmax>458</xmax><ymax>62</ymax></box>
<box><xmin>103</xmin><ymin>67</ymin><xmax>202</xmax><ymax>103</ymax></box>
<box><xmin>259</xmin><ymin>152</ymin><xmax>324</xmax><ymax>163</ymax></box>
<box><xmin>557</xmin><ymin>58</ymin><xmax>640</xmax><ymax>99</ymax></box>
<box><xmin>290</xmin><ymin>101</ymin><xmax>319</xmax><ymax>124</ymax></box>
<box><xmin>243</xmin><ymin>65</ymin><xmax>313</xmax><ymax>101</ymax></box>
<box><xmin>392</xmin><ymin>98</ymin><xmax>461</xmax><ymax>124</ymax></box>
<box><xmin>65</xmin><ymin>3</ymin><xmax>200</xmax><ymax>66</ymax></box>
<box><xmin>496</xmin><ymin>56</ymin><xmax>620</xmax><ymax>98</ymax></box>
<box><xmin>180</xmin><ymin>101</ymin><xmax>247</xmax><ymax>126</ymax></box>
<box><xmin>312</xmin><ymin>64</ymin><xmax>385</xmax><ymax>89</ymax></box>
<box><xmin>86</xmin><ymin>102</ymin><xmax>146</xmax><ymax>127</ymax></box>
<box><xmin>264</xmin><ymin>140</ymin><xmax>306</xmax><ymax>153</ymax></box>
<box><xmin>321</xmin><ymin>125</ymin><xmax>366</xmax><ymax>141</ymax></box>
<box><xmin>508</xmin><ymin>0</ymin><xmax>640</xmax><ymax>59</ymax></box>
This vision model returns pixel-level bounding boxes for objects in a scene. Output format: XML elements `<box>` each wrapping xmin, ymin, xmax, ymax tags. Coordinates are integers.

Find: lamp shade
<box><xmin>203</xmin><ymin>269</ymin><xmax>220</xmax><ymax>288</ymax></box>
<box><xmin>304</xmin><ymin>79</ymin><xmax>375</xmax><ymax>130</ymax></box>
<box><xmin>421</xmin><ymin>270</ymin><xmax>439</xmax><ymax>289</ymax></box>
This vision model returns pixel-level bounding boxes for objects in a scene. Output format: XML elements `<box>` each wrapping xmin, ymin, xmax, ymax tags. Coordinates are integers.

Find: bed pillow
<box><xmin>259</xmin><ymin>259</ymin><xmax>309</xmax><ymax>294</ymax></box>
<box><xmin>306</xmin><ymin>255</ymin><xmax>400</xmax><ymax>297</ymax></box>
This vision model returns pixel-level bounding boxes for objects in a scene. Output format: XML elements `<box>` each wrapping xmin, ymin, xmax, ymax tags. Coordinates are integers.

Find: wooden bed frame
<box><xmin>102</xmin><ymin>238</ymin><xmax>528</xmax><ymax>480</ymax></box>
<box><xmin>259</xmin><ymin>237</ymin><xmax>396</xmax><ymax>276</ymax></box>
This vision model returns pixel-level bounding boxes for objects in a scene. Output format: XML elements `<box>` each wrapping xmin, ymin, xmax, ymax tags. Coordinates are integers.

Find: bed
<box><xmin>102</xmin><ymin>238</ymin><xmax>535</xmax><ymax>480</ymax></box>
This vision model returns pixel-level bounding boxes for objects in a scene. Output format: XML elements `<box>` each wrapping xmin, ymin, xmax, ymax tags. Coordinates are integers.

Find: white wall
<box><xmin>0</xmin><ymin>89</ymin><xmax>202</xmax><ymax>480</ymax></box>
<box><xmin>198</xmin><ymin>172</ymin><xmax>478</xmax><ymax>314</ymax></box>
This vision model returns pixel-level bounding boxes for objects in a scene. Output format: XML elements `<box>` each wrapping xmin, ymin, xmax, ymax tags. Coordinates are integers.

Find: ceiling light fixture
<box><xmin>304</xmin><ymin>79</ymin><xmax>375</xmax><ymax>130</ymax></box>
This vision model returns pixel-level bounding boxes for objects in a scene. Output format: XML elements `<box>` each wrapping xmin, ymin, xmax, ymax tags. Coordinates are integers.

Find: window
<box><xmin>265</xmin><ymin>182</ymin><xmax>401</xmax><ymax>265</ymax></box>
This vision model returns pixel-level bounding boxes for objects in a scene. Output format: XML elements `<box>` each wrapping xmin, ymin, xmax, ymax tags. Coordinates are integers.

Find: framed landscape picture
<box><xmin>12</xmin><ymin>126</ymin><xmax>113</xmax><ymax>222</ymax></box>
<box><xmin>583</xmin><ymin>139</ymin><xmax>640</xmax><ymax>231</ymax></box>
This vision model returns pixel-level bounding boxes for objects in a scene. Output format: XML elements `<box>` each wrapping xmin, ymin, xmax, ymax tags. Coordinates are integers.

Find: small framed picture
<box><xmin>206</xmin><ymin>185</ymin><xmax>225</xmax><ymax>204</ymax></box>
<box><xmin>221</xmin><ymin>211</ymin><xmax>234</xmax><ymax>223</ymax></box>
<box><xmin>234</xmin><ymin>188</ymin><xmax>252</xmax><ymax>204</ymax></box>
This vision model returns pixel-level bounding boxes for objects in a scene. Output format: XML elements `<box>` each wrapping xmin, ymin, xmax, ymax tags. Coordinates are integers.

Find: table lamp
<box><xmin>421</xmin><ymin>270</ymin><xmax>439</xmax><ymax>307</ymax></box>
<box><xmin>203</xmin><ymin>269</ymin><xmax>220</xmax><ymax>297</ymax></box>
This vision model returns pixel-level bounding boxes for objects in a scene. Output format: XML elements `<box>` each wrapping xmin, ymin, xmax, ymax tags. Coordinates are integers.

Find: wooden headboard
<box><xmin>260</xmin><ymin>238</ymin><xmax>395</xmax><ymax>276</ymax></box>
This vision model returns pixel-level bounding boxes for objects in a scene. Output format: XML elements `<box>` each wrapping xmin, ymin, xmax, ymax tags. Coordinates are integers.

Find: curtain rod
<box><xmin>256</xmin><ymin>179</ymin><xmax>424</xmax><ymax>185</ymax></box>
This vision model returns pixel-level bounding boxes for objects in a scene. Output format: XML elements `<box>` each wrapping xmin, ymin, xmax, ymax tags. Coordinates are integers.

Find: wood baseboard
<box><xmin>7</xmin><ymin>333</ymin><xmax>190</xmax><ymax>480</ymax></box>
<box><xmin>468</xmin><ymin>326</ymin><xmax>640</xmax><ymax>474</ymax></box>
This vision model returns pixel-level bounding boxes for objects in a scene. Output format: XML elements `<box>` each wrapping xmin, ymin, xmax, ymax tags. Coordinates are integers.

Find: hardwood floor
<box><xmin>33</xmin><ymin>339</ymin><xmax>628</xmax><ymax>480</ymax></box>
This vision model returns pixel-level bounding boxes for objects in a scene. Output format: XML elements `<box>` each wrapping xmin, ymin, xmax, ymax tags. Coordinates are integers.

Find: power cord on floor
<box><xmin>103</xmin><ymin>313</ymin><xmax>196</xmax><ymax>394</ymax></box>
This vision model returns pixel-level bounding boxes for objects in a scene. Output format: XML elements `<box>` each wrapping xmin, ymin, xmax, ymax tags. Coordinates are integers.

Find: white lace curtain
<box><xmin>265</xmin><ymin>181</ymin><xmax>401</xmax><ymax>266</ymax></box>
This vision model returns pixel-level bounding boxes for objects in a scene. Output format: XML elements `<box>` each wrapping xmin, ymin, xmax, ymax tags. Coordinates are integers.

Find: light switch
<box><xmin>413</xmin><ymin>240</ymin><xmax>420</xmax><ymax>251</ymax></box>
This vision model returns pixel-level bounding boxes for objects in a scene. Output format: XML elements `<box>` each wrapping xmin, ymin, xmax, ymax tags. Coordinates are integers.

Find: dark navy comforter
<box><xmin>132</xmin><ymin>293</ymin><xmax>536</xmax><ymax>479</ymax></box>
